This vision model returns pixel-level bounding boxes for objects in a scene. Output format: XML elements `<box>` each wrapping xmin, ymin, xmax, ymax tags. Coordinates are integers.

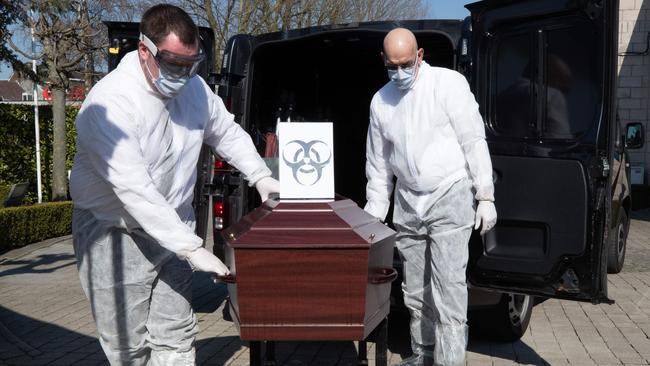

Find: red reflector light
<box><xmin>215</xmin><ymin>160</ymin><xmax>224</xmax><ymax>170</ymax></box>
<box><xmin>213</xmin><ymin>202</ymin><xmax>224</xmax><ymax>217</ymax></box>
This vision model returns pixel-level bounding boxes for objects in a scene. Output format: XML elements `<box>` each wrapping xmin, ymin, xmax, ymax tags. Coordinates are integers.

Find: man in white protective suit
<box><xmin>364</xmin><ymin>28</ymin><xmax>498</xmax><ymax>366</ymax></box>
<box><xmin>69</xmin><ymin>4</ymin><xmax>279</xmax><ymax>365</ymax></box>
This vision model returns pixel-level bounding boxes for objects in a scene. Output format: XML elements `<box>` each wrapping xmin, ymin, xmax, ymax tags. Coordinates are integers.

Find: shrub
<box><xmin>0</xmin><ymin>184</ymin><xmax>10</xmax><ymax>203</ymax></box>
<box><xmin>0</xmin><ymin>104</ymin><xmax>78</xmax><ymax>203</ymax></box>
<box><xmin>0</xmin><ymin>201</ymin><xmax>73</xmax><ymax>252</ymax></box>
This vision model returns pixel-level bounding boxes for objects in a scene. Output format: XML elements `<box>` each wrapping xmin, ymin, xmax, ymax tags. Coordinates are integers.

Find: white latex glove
<box><xmin>255</xmin><ymin>176</ymin><xmax>280</xmax><ymax>202</ymax></box>
<box><xmin>184</xmin><ymin>247</ymin><xmax>230</xmax><ymax>276</ymax></box>
<box><xmin>475</xmin><ymin>201</ymin><xmax>497</xmax><ymax>236</ymax></box>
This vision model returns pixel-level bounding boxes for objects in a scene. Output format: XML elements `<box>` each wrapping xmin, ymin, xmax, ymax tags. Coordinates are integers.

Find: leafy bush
<box><xmin>0</xmin><ymin>104</ymin><xmax>78</xmax><ymax>203</ymax></box>
<box><xmin>0</xmin><ymin>201</ymin><xmax>73</xmax><ymax>251</ymax></box>
<box><xmin>0</xmin><ymin>184</ymin><xmax>10</xmax><ymax>203</ymax></box>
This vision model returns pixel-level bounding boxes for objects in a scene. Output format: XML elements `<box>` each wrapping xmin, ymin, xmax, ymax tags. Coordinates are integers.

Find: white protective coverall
<box><xmin>365</xmin><ymin>61</ymin><xmax>494</xmax><ymax>365</ymax></box>
<box><xmin>70</xmin><ymin>51</ymin><xmax>271</xmax><ymax>365</ymax></box>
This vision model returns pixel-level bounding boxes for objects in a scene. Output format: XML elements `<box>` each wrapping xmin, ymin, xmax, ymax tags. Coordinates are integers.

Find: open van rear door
<box><xmin>465</xmin><ymin>0</ymin><xmax>618</xmax><ymax>303</ymax></box>
<box><xmin>218</xmin><ymin>34</ymin><xmax>255</xmax><ymax>123</ymax></box>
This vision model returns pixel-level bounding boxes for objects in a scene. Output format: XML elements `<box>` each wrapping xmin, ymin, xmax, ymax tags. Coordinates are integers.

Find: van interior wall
<box><xmin>249</xmin><ymin>32</ymin><xmax>455</xmax><ymax>207</ymax></box>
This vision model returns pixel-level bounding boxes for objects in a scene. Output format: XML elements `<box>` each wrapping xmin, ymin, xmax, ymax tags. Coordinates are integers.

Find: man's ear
<box><xmin>417</xmin><ymin>48</ymin><xmax>424</xmax><ymax>61</ymax></box>
<box><xmin>138</xmin><ymin>41</ymin><xmax>149</xmax><ymax>60</ymax></box>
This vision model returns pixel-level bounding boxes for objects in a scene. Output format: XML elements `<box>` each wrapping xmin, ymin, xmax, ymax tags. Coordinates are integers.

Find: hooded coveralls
<box><xmin>70</xmin><ymin>51</ymin><xmax>271</xmax><ymax>365</ymax></box>
<box><xmin>365</xmin><ymin>62</ymin><xmax>494</xmax><ymax>365</ymax></box>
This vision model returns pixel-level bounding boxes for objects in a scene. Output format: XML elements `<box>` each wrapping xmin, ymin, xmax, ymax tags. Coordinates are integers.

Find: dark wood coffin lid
<box><xmin>223</xmin><ymin>197</ymin><xmax>395</xmax><ymax>249</ymax></box>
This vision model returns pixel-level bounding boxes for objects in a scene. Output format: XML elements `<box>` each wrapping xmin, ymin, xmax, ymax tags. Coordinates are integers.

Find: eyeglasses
<box><xmin>140</xmin><ymin>33</ymin><xmax>205</xmax><ymax>79</ymax></box>
<box><xmin>385</xmin><ymin>60</ymin><xmax>416</xmax><ymax>71</ymax></box>
<box><xmin>384</xmin><ymin>54</ymin><xmax>419</xmax><ymax>71</ymax></box>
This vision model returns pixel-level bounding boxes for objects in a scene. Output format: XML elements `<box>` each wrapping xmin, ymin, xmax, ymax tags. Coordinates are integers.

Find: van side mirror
<box><xmin>626</xmin><ymin>123</ymin><xmax>644</xmax><ymax>149</ymax></box>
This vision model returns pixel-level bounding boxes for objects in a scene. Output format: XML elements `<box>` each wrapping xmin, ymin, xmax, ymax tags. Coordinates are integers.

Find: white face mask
<box><xmin>387</xmin><ymin>52</ymin><xmax>419</xmax><ymax>90</ymax></box>
<box><xmin>144</xmin><ymin>60</ymin><xmax>190</xmax><ymax>98</ymax></box>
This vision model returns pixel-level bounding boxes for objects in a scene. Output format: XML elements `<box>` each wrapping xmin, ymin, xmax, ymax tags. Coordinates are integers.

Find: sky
<box><xmin>427</xmin><ymin>0</ymin><xmax>473</xmax><ymax>19</ymax></box>
<box><xmin>0</xmin><ymin>1</ymin><xmax>474</xmax><ymax>80</ymax></box>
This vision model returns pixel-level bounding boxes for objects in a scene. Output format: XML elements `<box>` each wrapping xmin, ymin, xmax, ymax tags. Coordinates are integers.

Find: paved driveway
<box><xmin>1</xmin><ymin>211</ymin><xmax>650</xmax><ymax>365</ymax></box>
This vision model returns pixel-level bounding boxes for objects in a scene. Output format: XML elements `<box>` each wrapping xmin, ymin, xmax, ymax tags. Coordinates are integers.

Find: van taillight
<box><xmin>213</xmin><ymin>201</ymin><xmax>225</xmax><ymax>230</ymax></box>
<box><xmin>214</xmin><ymin>159</ymin><xmax>231</xmax><ymax>173</ymax></box>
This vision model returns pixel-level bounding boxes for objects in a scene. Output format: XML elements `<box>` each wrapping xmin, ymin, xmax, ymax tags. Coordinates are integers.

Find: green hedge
<box><xmin>0</xmin><ymin>104</ymin><xmax>78</xmax><ymax>203</ymax></box>
<box><xmin>0</xmin><ymin>184</ymin><xmax>10</xmax><ymax>203</ymax></box>
<box><xmin>0</xmin><ymin>201</ymin><xmax>73</xmax><ymax>251</ymax></box>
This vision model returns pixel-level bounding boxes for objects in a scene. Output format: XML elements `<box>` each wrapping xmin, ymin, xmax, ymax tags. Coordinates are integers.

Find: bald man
<box><xmin>364</xmin><ymin>28</ymin><xmax>497</xmax><ymax>366</ymax></box>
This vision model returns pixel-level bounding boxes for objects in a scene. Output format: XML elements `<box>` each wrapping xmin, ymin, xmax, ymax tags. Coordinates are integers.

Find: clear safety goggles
<box><xmin>384</xmin><ymin>52</ymin><xmax>418</xmax><ymax>71</ymax></box>
<box><xmin>139</xmin><ymin>33</ymin><xmax>205</xmax><ymax>78</ymax></box>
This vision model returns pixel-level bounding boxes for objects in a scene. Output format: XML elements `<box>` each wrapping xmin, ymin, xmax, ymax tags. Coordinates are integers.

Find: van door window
<box><xmin>493</xmin><ymin>32</ymin><xmax>535</xmax><ymax>138</ymax></box>
<box><xmin>544</xmin><ymin>23</ymin><xmax>599</xmax><ymax>138</ymax></box>
<box><xmin>490</xmin><ymin>19</ymin><xmax>601</xmax><ymax>141</ymax></box>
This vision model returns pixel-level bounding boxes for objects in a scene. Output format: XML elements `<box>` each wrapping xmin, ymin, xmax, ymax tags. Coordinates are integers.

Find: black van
<box><xmin>210</xmin><ymin>0</ymin><xmax>642</xmax><ymax>341</ymax></box>
<box><xmin>104</xmin><ymin>0</ymin><xmax>641</xmax><ymax>342</ymax></box>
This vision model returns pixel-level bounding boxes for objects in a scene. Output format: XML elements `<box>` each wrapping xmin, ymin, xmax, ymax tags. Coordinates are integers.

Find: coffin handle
<box><xmin>369</xmin><ymin>268</ymin><xmax>397</xmax><ymax>284</ymax></box>
<box><xmin>216</xmin><ymin>274</ymin><xmax>237</xmax><ymax>283</ymax></box>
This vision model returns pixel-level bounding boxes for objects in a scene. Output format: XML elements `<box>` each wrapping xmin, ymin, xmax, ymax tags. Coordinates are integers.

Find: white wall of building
<box><xmin>619</xmin><ymin>0</ymin><xmax>650</xmax><ymax>184</ymax></box>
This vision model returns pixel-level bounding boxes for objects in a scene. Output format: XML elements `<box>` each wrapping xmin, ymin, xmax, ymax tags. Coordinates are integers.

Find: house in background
<box><xmin>42</xmin><ymin>79</ymin><xmax>86</xmax><ymax>102</ymax></box>
<box><xmin>0</xmin><ymin>71</ymin><xmax>86</xmax><ymax>105</ymax></box>
<box><xmin>12</xmin><ymin>72</ymin><xmax>46</xmax><ymax>102</ymax></box>
<box><xmin>0</xmin><ymin>79</ymin><xmax>25</xmax><ymax>102</ymax></box>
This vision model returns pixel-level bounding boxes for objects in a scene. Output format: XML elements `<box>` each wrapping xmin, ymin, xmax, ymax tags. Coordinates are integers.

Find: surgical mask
<box><xmin>140</xmin><ymin>33</ymin><xmax>203</xmax><ymax>98</ymax></box>
<box><xmin>386</xmin><ymin>52</ymin><xmax>419</xmax><ymax>90</ymax></box>
<box><xmin>155</xmin><ymin>73</ymin><xmax>190</xmax><ymax>98</ymax></box>
<box><xmin>145</xmin><ymin>61</ymin><xmax>190</xmax><ymax>98</ymax></box>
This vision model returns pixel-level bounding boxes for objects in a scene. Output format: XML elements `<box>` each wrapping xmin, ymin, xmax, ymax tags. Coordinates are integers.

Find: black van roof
<box><xmin>252</xmin><ymin>19</ymin><xmax>464</xmax><ymax>47</ymax></box>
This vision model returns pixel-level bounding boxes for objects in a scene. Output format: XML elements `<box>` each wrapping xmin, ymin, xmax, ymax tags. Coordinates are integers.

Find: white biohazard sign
<box><xmin>278</xmin><ymin>122</ymin><xmax>334</xmax><ymax>202</ymax></box>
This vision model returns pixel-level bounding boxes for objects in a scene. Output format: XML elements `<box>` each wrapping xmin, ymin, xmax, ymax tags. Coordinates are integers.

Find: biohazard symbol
<box><xmin>282</xmin><ymin>140</ymin><xmax>332</xmax><ymax>186</ymax></box>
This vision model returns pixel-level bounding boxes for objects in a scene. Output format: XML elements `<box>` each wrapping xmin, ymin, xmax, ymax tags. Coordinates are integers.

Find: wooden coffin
<box><xmin>221</xmin><ymin>197</ymin><xmax>396</xmax><ymax>341</ymax></box>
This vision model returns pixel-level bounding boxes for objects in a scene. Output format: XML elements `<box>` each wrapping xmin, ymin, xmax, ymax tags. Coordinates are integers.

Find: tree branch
<box><xmin>7</xmin><ymin>37</ymin><xmax>41</xmax><ymax>60</ymax></box>
<box><xmin>59</xmin><ymin>53</ymin><xmax>85</xmax><ymax>70</ymax></box>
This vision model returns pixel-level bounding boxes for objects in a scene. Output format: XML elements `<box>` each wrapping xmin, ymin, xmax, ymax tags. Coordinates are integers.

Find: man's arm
<box><xmin>76</xmin><ymin>97</ymin><xmax>204</xmax><ymax>256</ymax></box>
<box><xmin>364</xmin><ymin>108</ymin><xmax>394</xmax><ymax>221</ymax></box>
<box><xmin>444</xmin><ymin>71</ymin><xmax>497</xmax><ymax>234</ymax></box>
<box><xmin>444</xmin><ymin>71</ymin><xmax>494</xmax><ymax>202</ymax></box>
<box><xmin>203</xmin><ymin>92</ymin><xmax>271</xmax><ymax>187</ymax></box>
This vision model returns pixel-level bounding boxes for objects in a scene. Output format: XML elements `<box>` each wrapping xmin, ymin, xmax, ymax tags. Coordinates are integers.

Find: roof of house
<box><xmin>0</xmin><ymin>80</ymin><xmax>25</xmax><ymax>101</ymax></box>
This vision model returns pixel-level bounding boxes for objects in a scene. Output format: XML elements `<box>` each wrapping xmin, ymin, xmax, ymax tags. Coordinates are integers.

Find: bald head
<box><xmin>382</xmin><ymin>28</ymin><xmax>422</xmax><ymax>70</ymax></box>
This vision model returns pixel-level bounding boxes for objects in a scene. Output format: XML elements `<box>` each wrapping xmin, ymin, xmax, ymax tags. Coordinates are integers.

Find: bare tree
<box><xmin>81</xmin><ymin>0</ymin><xmax>145</xmax><ymax>92</ymax></box>
<box><xmin>9</xmin><ymin>1</ymin><xmax>100</xmax><ymax>200</ymax></box>
<box><xmin>178</xmin><ymin>0</ymin><xmax>427</xmax><ymax>70</ymax></box>
<box><xmin>6</xmin><ymin>0</ymin><xmax>143</xmax><ymax>201</ymax></box>
<box><xmin>347</xmin><ymin>0</ymin><xmax>427</xmax><ymax>22</ymax></box>
<box><xmin>0</xmin><ymin>1</ymin><xmax>35</xmax><ymax>77</ymax></box>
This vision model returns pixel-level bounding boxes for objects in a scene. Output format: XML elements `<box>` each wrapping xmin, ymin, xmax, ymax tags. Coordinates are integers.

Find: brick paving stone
<box><xmin>5</xmin><ymin>215</ymin><xmax>650</xmax><ymax>364</ymax></box>
<box><xmin>2</xmin><ymin>355</ymin><xmax>39</xmax><ymax>365</ymax></box>
<box><xmin>46</xmin><ymin>351</ymin><xmax>96</xmax><ymax>366</ymax></box>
